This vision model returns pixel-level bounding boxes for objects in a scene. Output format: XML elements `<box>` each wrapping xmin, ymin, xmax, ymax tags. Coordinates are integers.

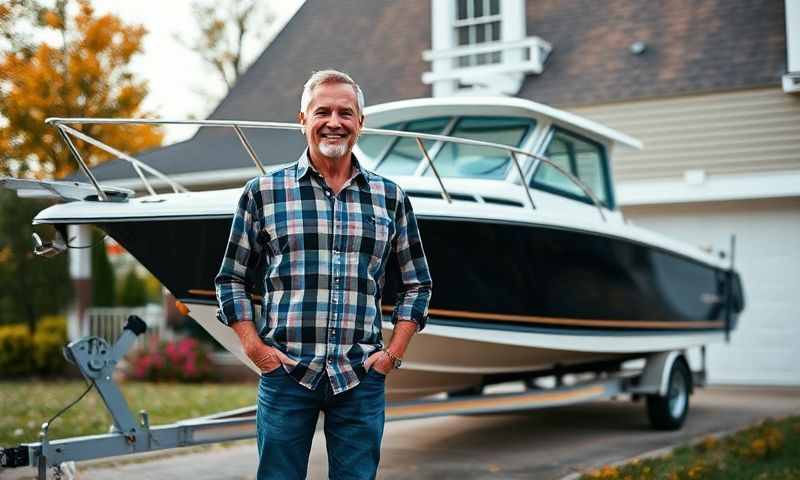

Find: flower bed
<box><xmin>127</xmin><ymin>337</ymin><xmax>215</xmax><ymax>382</ymax></box>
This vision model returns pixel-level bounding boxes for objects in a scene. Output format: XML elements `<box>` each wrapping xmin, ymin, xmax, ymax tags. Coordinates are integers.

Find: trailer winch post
<box><xmin>64</xmin><ymin>316</ymin><xmax>147</xmax><ymax>438</ymax></box>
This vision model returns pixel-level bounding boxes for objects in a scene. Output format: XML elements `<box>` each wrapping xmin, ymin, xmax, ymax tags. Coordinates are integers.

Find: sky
<box><xmin>91</xmin><ymin>0</ymin><xmax>304</xmax><ymax>143</ymax></box>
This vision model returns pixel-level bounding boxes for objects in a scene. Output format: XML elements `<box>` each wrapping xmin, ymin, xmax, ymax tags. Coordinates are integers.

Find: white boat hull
<box><xmin>186</xmin><ymin>304</ymin><xmax>723</xmax><ymax>401</ymax></box>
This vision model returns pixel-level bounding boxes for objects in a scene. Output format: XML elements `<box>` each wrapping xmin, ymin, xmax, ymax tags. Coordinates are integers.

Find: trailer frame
<box><xmin>0</xmin><ymin>317</ymin><xmax>702</xmax><ymax>479</ymax></box>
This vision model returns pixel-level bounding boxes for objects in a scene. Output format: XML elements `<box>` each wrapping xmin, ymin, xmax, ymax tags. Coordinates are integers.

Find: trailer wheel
<box><xmin>646</xmin><ymin>358</ymin><xmax>691</xmax><ymax>430</ymax></box>
<box><xmin>447</xmin><ymin>385</ymin><xmax>484</xmax><ymax>398</ymax></box>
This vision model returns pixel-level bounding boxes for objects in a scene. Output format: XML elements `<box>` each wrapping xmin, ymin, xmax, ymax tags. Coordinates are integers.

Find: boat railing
<box><xmin>44</xmin><ymin>117</ymin><xmax>607</xmax><ymax>222</ymax></box>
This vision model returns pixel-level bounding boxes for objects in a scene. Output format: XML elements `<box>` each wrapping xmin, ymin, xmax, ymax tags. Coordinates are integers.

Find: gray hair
<box><xmin>300</xmin><ymin>69</ymin><xmax>365</xmax><ymax>115</ymax></box>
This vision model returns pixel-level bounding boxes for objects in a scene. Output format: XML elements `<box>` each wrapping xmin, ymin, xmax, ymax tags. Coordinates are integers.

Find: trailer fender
<box><xmin>634</xmin><ymin>351</ymin><xmax>691</xmax><ymax>396</ymax></box>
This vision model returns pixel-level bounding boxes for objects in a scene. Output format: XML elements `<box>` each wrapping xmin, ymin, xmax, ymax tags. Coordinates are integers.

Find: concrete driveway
<box><xmin>4</xmin><ymin>386</ymin><xmax>798</xmax><ymax>480</ymax></box>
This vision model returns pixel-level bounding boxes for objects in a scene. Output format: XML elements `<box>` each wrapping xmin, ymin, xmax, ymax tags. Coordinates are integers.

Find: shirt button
<box><xmin>332</xmin><ymin>297</ymin><xmax>338</xmax><ymax>303</ymax></box>
<box><xmin>327</xmin><ymin>357</ymin><xmax>333</xmax><ymax>364</ymax></box>
<box><xmin>330</xmin><ymin>329</ymin><xmax>336</xmax><ymax>337</ymax></box>
<box><xmin>334</xmin><ymin>278</ymin><xmax>340</xmax><ymax>284</ymax></box>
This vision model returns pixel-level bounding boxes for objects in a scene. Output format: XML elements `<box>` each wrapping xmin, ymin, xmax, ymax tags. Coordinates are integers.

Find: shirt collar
<box><xmin>296</xmin><ymin>148</ymin><xmax>370</xmax><ymax>190</ymax></box>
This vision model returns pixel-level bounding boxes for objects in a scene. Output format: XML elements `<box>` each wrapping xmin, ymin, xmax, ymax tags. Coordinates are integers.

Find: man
<box><xmin>214</xmin><ymin>69</ymin><xmax>432</xmax><ymax>480</ymax></box>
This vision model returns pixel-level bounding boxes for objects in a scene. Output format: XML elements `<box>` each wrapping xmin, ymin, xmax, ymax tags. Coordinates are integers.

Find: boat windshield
<box><xmin>361</xmin><ymin>117</ymin><xmax>450</xmax><ymax>175</ymax></box>
<box><xmin>361</xmin><ymin>116</ymin><xmax>535</xmax><ymax>179</ymax></box>
<box><xmin>422</xmin><ymin>117</ymin><xmax>534</xmax><ymax>179</ymax></box>
<box><xmin>530</xmin><ymin>128</ymin><xmax>611</xmax><ymax>206</ymax></box>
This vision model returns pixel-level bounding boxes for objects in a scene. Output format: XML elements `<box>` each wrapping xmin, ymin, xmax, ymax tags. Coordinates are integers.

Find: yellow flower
<box><xmin>750</xmin><ymin>438</ymin><xmax>767</xmax><ymax>458</ymax></box>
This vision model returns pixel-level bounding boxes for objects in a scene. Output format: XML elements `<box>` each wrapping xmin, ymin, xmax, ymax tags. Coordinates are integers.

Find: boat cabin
<box><xmin>357</xmin><ymin>97</ymin><xmax>642</xmax><ymax>213</ymax></box>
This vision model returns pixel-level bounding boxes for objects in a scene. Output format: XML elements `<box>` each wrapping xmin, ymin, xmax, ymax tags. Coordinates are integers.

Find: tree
<box><xmin>0</xmin><ymin>0</ymin><xmax>164</xmax><ymax>179</ymax></box>
<box><xmin>90</xmin><ymin>229</ymin><xmax>115</xmax><ymax>307</ymax></box>
<box><xmin>0</xmin><ymin>0</ymin><xmax>41</xmax><ymax>56</ymax></box>
<box><xmin>118</xmin><ymin>267</ymin><xmax>148</xmax><ymax>307</ymax></box>
<box><xmin>0</xmin><ymin>190</ymin><xmax>72</xmax><ymax>329</ymax></box>
<box><xmin>179</xmin><ymin>0</ymin><xmax>275</xmax><ymax>98</ymax></box>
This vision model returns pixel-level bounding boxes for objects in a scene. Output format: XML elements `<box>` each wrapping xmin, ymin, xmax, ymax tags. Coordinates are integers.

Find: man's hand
<box><xmin>247</xmin><ymin>341</ymin><xmax>296</xmax><ymax>373</ymax></box>
<box><xmin>231</xmin><ymin>321</ymin><xmax>297</xmax><ymax>373</ymax></box>
<box><xmin>364</xmin><ymin>351</ymin><xmax>393</xmax><ymax>375</ymax></box>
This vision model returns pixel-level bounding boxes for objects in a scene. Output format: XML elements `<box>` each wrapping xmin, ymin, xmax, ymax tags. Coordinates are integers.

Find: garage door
<box><xmin>623</xmin><ymin>197</ymin><xmax>800</xmax><ymax>386</ymax></box>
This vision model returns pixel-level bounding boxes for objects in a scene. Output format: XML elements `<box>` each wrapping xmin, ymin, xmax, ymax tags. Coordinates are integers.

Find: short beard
<box><xmin>319</xmin><ymin>141</ymin><xmax>349</xmax><ymax>159</ymax></box>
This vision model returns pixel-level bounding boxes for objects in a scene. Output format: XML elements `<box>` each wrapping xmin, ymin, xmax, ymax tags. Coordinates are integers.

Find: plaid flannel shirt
<box><xmin>215</xmin><ymin>150</ymin><xmax>432</xmax><ymax>394</ymax></box>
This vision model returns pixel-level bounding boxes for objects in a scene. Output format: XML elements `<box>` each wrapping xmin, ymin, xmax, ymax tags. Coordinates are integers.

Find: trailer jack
<box><xmin>0</xmin><ymin>316</ymin><xmax>257</xmax><ymax>479</ymax></box>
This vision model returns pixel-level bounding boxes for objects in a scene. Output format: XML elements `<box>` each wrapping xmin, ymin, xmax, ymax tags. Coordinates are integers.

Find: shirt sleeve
<box><xmin>214</xmin><ymin>179</ymin><xmax>263</xmax><ymax>326</ymax></box>
<box><xmin>390</xmin><ymin>189</ymin><xmax>433</xmax><ymax>331</ymax></box>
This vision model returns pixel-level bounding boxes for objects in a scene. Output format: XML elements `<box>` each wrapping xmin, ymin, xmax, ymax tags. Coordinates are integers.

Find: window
<box><xmin>454</xmin><ymin>0</ymin><xmax>502</xmax><ymax>67</ymax></box>
<box><xmin>531</xmin><ymin>129</ymin><xmax>612</xmax><ymax>206</ymax></box>
<box><xmin>425</xmin><ymin>0</ymin><xmax>548</xmax><ymax>97</ymax></box>
<box><xmin>375</xmin><ymin>118</ymin><xmax>450</xmax><ymax>176</ymax></box>
<box><xmin>424</xmin><ymin>116</ymin><xmax>534</xmax><ymax>180</ymax></box>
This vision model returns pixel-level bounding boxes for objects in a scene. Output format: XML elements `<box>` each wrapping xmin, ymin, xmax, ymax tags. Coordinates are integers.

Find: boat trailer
<box><xmin>0</xmin><ymin>316</ymin><xmax>701</xmax><ymax>479</ymax></box>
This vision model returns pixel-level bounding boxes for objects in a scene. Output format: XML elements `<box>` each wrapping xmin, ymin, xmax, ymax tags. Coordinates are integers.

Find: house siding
<box><xmin>570</xmin><ymin>88</ymin><xmax>800</xmax><ymax>181</ymax></box>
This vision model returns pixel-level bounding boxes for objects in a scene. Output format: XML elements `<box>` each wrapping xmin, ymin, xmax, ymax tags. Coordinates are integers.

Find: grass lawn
<box><xmin>0</xmin><ymin>380</ymin><xmax>257</xmax><ymax>446</ymax></box>
<box><xmin>581</xmin><ymin>416</ymin><xmax>800</xmax><ymax>480</ymax></box>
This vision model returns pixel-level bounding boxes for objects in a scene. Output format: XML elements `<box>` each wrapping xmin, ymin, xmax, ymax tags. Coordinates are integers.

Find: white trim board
<box><xmin>617</xmin><ymin>171</ymin><xmax>800</xmax><ymax>206</ymax></box>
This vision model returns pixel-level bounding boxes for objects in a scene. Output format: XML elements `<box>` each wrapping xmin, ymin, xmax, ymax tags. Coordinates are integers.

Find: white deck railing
<box><xmin>44</xmin><ymin>117</ymin><xmax>609</xmax><ymax>221</ymax></box>
<box><xmin>422</xmin><ymin>36</ymin><xmax>552</xmax><ymax>83</ymax></box>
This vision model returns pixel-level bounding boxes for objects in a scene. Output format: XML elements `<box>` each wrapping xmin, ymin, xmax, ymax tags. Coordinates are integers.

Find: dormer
<box><xmin>423</xmin><ymin>0</ymin><xmax>551</xmax><ymax>97</ymax></box>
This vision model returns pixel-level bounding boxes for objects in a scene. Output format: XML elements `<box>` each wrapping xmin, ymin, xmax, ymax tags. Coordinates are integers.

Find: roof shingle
<box><xmin>72</xmin><ymin>0</ymin><xmax>787</xmax><ymax>182</ymax></box>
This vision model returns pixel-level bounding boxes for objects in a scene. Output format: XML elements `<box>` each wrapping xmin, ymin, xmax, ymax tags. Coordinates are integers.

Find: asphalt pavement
<box><xmin>2</xmin><ymin>385</ymin><xmax>798</xmax><ymax>480</ymax></box>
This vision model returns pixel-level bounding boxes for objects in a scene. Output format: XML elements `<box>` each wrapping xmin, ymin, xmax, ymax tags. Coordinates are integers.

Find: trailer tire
<box><xmin>646</xmin><ymin>358</ymin><xmax>691</xmax><ymax>430</ymax></box>
<box><xmin>447</xmin><ymin>385</ymin><xmax>484</xmax><ymax>398</ymax></box>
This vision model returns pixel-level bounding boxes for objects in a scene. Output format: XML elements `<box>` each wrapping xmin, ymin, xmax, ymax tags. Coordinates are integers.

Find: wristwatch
<box><xmin>382</xmin><ymin>348</ymin><xmax>402</xmax><ymax>369</ymax></box>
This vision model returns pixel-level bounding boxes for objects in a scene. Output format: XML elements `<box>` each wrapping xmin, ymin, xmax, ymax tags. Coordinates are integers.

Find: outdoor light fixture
<box><xmin>630</xmin><ymin>41</ymin><xmax>647</xmax><ymax>55</ymax></box>
<box><xmin>32</xmin><ymin>231</ymin><xmax>66</xmax><ymax>258</ymax></box>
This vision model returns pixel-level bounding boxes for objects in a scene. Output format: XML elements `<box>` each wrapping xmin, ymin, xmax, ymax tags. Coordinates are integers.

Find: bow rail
<box><xmin>45</xmin><ymin>117</ymin><xmax>607</xmax><ymax>221</ymax></box>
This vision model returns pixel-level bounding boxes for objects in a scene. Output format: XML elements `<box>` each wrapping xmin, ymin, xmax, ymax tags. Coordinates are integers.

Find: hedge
<box><xmin>0</xmin><ymin>316</ymin><xmax>68</xmax><ymax>377</ymax></box>
<box><xmin>32</xmin><ymin>315</ymin><xmax>69</xmax><ymax>375</ymax></box>
<box><xmin>0</xmin><ymin>324</ymin><xmax>34</xmax><ymax>376</ymax></box>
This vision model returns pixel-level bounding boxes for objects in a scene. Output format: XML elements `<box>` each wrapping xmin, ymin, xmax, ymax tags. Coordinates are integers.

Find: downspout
<box><xmin>783</xmin><ymin>0</ymin><xmax>800</xmax><ymax>92</ymax></box>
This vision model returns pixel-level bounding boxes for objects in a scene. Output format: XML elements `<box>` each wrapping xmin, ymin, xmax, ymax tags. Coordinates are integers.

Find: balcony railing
<box><xmin>422</xmin><ymin>36</ymin><xmax>552</xmax><ymax>84</ymax></box>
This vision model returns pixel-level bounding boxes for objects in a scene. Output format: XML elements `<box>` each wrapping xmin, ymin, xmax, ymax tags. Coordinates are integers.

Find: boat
<box><xmin>3</xmin><ymin>97</ymin><xmax>745</xmax><ymax>401</ymax></box>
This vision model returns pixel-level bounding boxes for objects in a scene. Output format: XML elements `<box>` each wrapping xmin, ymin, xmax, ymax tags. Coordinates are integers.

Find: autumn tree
<box><xmin>0</xmin><ymin>0</ymin><xmax>41</xmax><ymax>55</ymax></box>
<box><xmin>0</xmin><ymin>0</ymin><xmax>164</xmax><ymax>179</ymax></box>
<box><xmin>179</xmin><ymin>0</ymin><xmax>275</xmax><ymax>98</ymax></box>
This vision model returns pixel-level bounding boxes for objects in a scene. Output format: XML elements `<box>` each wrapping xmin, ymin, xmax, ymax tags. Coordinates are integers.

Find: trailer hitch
<box><xmin>0</xmin><ymin>315</ymin><xmax>148</xmax><ymax>478</ymax></box>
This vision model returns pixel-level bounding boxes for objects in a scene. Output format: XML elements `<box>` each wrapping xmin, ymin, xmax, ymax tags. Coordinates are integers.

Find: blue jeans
<box><xmin>256</xmin><ymin>366</ymin><xmax>386</xmax><ymax>480</ymax></box>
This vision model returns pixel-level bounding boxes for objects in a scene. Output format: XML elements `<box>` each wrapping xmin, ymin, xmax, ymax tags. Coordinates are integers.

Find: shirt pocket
<box><xmin>348</xmin><ymin>214</ymin><xmax>392</xmax><ymax>261</ymax></box>
<box><xmin>265</xmin><ymin>218</ymin><xmax>311</xmax><ymax>256</ymax></box>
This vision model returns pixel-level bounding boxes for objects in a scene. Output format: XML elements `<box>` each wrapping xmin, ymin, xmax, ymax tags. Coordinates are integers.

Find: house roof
<box><xmin>69</xmin><ymin>0</ymin><xmax>786</xmax><ymax>185</ymax></box>
<box><xmin>211</xmin><ymin>0</ymin><xmax>786</xmax><ymax>118</ymax></box>
<box><xmin>518</xmin><ymin>0</ymin><xmax>788</xmax><ymax>106</ymax></box>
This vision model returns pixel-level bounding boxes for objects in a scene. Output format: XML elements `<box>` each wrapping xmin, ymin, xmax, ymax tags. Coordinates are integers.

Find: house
<box><xmin>76</xmin><ymin>0</ymin><xmax>800</xmax><ymax>385</ymax></box>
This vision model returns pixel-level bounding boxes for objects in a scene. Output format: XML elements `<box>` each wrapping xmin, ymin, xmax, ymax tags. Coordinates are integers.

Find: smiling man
<box><xmin>215</xmin><ymin>70</ymin><xmax>432</xmax><ymax>480</ymax></box>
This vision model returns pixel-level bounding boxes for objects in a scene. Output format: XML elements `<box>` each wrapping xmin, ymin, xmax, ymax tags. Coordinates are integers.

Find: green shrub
<box><xmin>33</xmin><ymin>315</ymin><xmax>68</xmax><ymax>375</ymax></box>
<box><xmin>118</xmin><ymin>268</ymin><xmax>149</xmax><ymax>306</ymax></box>
<box><xmin>91</xmin><ymin>229</ymin><xmax>116</xmax><ymax>307</ymax></box>
<box><xmin>0</xmin><ymin>324</ymin><xmax>34</xmax><ymax>377</ymax></box>
<box><xmin>0</xmin><ymin>190</ymin><xmax>73</xmax><ymax>329</ymax></box>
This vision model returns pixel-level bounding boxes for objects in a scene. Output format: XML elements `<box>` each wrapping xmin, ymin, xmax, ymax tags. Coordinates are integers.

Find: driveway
<box><xmin>3</xmin><ymin>386</ymin><xmax>799</xmax><ymax>479</ymax></box>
